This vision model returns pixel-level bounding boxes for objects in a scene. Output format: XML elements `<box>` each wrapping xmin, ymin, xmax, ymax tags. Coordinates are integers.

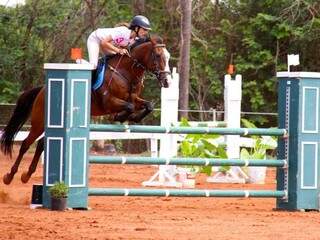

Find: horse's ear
<box><xmin>150</xmin><ymin>35</ymin><xmax>163</xmax><ymax>45</ymax></box>
<box><xmin>150</xmin><ymin>36</ymin><xmax>156</xmax><ymax>45</ymax></box>
<box><xmin>149</xmin><ymin>35</ymin><xmax>158</xmax><ymax>45</ymax></box>
<box><xmin>162</xmin><ymin>35</ymin><xmax>168</xmax><ymax>44</ymax></box>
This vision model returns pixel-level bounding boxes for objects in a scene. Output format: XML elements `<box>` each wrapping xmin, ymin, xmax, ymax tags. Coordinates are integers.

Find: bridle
<box><xmin>105</xmin><ymin>41</ymin><xmax>169</xmax><ymax>92</ymax></box>
<box><xmin>130</xmin><ymin>43</ymin><xmax>170</xmax><ymax>79</ymax></box>
<box><xmin>149</xmin><ymin>43</ymin><xmax>171</xmax><ymax>81</ymax></box>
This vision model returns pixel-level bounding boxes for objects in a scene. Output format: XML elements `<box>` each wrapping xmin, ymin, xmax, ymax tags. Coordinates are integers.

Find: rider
<box><xmin>87</xmin><ymin>15</ymin><xmax>151</xmax><ymax>68</ymax></box>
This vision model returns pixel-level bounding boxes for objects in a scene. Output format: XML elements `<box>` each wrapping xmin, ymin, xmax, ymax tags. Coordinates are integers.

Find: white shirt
<box><xmin>94</xmin><ymin>26</ymin><xmax>131</xmax><ymax>47</ymax></box>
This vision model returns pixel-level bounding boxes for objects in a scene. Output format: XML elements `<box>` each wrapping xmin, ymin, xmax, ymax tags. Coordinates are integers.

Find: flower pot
<box><xmin>248</xmin><ymin>166</ymin><xmax>267</xmax><ymax>184</ymax></box>
<box><xmin>51</xmin><ymin>197</ymin><xmax>67</xmax><ymax>211</ymax></box>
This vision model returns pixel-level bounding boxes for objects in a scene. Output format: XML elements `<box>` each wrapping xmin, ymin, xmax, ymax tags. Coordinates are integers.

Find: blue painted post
<box><xmin>43</xmin><ymin>63</ymin><xmax>94</xmax><ymax>209</ymax></box>
<box><xmin>277</xmin><ymin>72</ymin><xmax>320</xmax><ymax>210</ymax></box>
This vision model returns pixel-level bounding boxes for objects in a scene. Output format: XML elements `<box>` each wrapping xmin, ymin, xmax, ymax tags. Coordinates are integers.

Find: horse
<box><xmin>0</xmin><ymin>36</ymin><xmax>170</xmax><ymax>185</ymax></box>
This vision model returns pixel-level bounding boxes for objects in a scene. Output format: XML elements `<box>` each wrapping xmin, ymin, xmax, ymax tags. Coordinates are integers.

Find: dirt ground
<box><xmin>1</xmin><ymin>146</ymin><xmax>320</xmax><ymax>240</ymax></box>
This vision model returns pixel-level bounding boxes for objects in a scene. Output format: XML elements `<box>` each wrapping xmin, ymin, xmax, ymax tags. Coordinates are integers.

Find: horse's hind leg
<box><xmin>3</xmin><ymin>130</ymin><xmax>42</xmax><ymax>185</ymax></box>
<box><xmin>21</xmin><ymin>137</ymin><xmax>44</xmax><ymax>183</ymax></box>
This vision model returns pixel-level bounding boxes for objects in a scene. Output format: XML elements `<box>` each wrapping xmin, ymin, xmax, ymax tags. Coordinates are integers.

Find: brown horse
<box><xmin>0</xmin><ymin>36</ymin><xmax>170</xmax><ymax>185</ymax></box>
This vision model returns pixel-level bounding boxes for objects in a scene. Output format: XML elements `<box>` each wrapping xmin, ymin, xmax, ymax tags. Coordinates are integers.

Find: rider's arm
<box><xmin>100</xmin><ymin>35</ymin><xmax>120</xmax><ymax>54</ymax></box>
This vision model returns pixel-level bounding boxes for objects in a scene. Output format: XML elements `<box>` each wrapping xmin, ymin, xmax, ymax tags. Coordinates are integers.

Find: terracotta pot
<box><xmin>51</xmin><ymin>197</ymin><xmax>67</xmax><ymax>211</ymax></box>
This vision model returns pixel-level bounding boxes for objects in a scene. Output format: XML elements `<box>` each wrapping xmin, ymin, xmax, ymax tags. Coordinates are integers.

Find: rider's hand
<box><xmin>118</xmin><ymin>48</ymin><xmax>129</xmax><ymax>56</ymax></box>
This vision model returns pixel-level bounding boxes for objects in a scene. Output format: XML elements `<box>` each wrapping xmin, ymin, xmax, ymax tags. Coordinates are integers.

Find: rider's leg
<box><xmin>87</xmin><ymin>32</ymin><xmax>100</xmax><ymax>69</ymax></box>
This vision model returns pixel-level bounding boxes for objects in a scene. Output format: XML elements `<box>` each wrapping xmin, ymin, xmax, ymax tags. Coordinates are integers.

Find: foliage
<box><xmin>48</xmin><ymin>181</ymin><xmax>69</xmax><ymax>199</ymax></box>
<box><xmin>179</xmin><ymin>118</ymin><xmax>227</xmax><ymax>175</ymax></box>
<box><xmin>240</xmin><ymin>118</ymin><xmax>277</xmax><ymax>160</ymax></box>
<box><xmin>241</xmin><ymin>138</ymin><xmax>270</xmax><ymax>160</ymax></box>
<box><xmin>1</xmin><ymin>0</ymin><xmax>320</xmax><ymax>127</ymax></box>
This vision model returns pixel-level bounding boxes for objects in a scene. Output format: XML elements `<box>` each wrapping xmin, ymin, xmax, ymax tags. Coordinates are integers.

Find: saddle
<box><xmin>92</xmin><ymin>55</ymin><xmax>114</xmax><ymax>90</ymax></box>
<box><xmin>92</xmin><ymin>38</ymin><xmax>150</xmax><ymax>90</ymax></box>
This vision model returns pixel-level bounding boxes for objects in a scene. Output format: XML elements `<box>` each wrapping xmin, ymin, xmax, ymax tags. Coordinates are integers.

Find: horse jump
<box><xmin>42</xmin><ymin>64</ymin><xmax>320</xmax><ymax>211</ymax></box>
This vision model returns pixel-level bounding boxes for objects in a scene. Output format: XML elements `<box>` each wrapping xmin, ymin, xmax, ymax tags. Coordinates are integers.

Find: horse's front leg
<box><xmin>128</xmin><ymin>95</ymin><xmax>154</xmax><ymax>123</ymax></box>
<box><xmin>108</xmin><ymin>97</ymin><xmax>135</xmax><ymax>123</ymax></box>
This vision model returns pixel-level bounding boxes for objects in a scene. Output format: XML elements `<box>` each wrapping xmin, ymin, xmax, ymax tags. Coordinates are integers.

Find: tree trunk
<box><xmin>84</xmin><ymin>0</ymin><xmax>96</xmax><ymax>29</ymax></box>
<box><xmin>20</xmin><ymin>1</ymin><xmax>39</xmax><ymax>90</ymax></box>
<box><xmin>133</xmin><ymin>0</ymin><xmax>145</xmax><ymax>14</ymax></box>
<box><xmin>178</xmin><ymin>0</ymin><xmax>192</xmax><ymax>119</ymax></box>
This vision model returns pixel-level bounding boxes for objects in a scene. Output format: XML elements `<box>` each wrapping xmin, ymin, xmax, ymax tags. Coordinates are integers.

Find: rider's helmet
<box><xmin>129</xmin><ymin>15</ymin><xmax>152</xmax><ymax>30</ymax></box>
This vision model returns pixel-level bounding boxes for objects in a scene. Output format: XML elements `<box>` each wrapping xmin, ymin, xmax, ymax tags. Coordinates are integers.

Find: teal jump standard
<box><xmin>89</xmin><ymin>156</ymin><xmax>286</xmax><ymax>167</ymax></box>
<box><xmin>88</xmin><ymin>188</ymin><xmax>287</xmax><ymax>198</ymax></box>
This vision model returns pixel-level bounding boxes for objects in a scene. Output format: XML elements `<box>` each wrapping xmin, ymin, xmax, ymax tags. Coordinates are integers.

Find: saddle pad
<box><xmin>92</xmin><ymin>57</ymin><xmax>107</xmax><ymax>90</ymax></box>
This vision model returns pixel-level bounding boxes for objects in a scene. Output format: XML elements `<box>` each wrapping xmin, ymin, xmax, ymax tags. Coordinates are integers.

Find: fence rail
<box><xmin>88</xmin><ymin>188</ymin><xmax>287</xmax><ymax>198</ymax></box>
<box><xmin>89</xmin><ymin>156</ymin><xmax>286</xmax><ymax>167</ymax></box>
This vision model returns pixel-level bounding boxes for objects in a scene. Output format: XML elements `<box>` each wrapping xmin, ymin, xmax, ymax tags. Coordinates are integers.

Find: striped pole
<box><xmin>88</xmin><ymin>188</ymin><xmax>286</xmax><ymax>198</ymax></box>
<box><xmin>90</xmin><ymin>124</ymin><xmax>287</xmax><ymax>136</ymax></box>
<box><xmin>89</xmin><ymin>156</ymin><xmax>286</xmax><ymax>167</ymax></box>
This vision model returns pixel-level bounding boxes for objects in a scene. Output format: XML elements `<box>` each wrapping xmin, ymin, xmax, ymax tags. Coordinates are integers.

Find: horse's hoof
<box><xmin>21</xmin><ymin>172</ymin><xmax>30</xmax><ymax>183</ymax></box>
<box><xmin>3</xmin><ymin>173</ymin><xmax>13</xmax><ymax>185</ymax></box>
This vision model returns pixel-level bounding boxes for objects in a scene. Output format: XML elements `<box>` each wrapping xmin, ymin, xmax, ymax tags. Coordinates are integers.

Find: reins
<box><xmin>105</xmin><ymin>54</ymin><xmax>125</xmax><ymax>91</ymax></box>
<box><xmin>104</xmin><ymin>40</ymin><xmax>168</xmax><ymax>95</ymax></box>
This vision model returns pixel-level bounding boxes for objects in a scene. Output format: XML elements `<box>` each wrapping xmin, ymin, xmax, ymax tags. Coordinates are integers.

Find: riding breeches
<box><xmin>87</xmin><ymin>32</ymin><xmax>100</xmax><ymax>68</ymax></box>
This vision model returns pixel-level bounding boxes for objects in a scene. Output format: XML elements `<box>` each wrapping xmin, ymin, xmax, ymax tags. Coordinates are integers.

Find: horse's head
<box><xmin>148</xmin><ymin>37</ymin><xmax>170</xmax><ymax>88</ymax></box>
<box><xmin>130</xmin><ymin>36</ymin><xmax>170</xmax><ymax>88</ymax></box>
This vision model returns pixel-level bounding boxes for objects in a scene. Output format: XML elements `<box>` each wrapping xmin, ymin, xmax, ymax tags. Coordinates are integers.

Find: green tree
<box><xmin>1</xmin><ymin>0</ymin><xmax>320</xmax><ymax>129</ymax></box>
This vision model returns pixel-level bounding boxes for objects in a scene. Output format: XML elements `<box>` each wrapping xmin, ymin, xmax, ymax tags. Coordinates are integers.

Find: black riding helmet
<box><xmin>129</xmin><ymin>15</ymin><xmax>152</xmax><ymax>30</ymax></box>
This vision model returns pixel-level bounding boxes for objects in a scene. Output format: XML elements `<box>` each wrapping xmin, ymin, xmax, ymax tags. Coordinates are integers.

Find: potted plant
<box><xmin>240</xmin><ymin>119</ymin><xmax>277</xmax><ymax>184</ymax></box>
<box><xmin>179</xmin><ymin>118</ymin><xmax>228</xmax><ymax>181</ymax></box>
<box><xmin>48</xmin><ymin>181</ymin><xmax>69</xmax><ymax>211</ymax></box>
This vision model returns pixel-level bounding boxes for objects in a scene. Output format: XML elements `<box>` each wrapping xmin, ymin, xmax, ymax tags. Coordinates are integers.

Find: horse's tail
<box><xmin>0</xmin><ymin>86</ymin><xmax>42</xmax><ymax>156</ymax></box>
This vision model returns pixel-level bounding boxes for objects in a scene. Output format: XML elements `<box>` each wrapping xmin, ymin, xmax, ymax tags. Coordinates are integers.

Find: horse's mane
<box><xmin>129</xmin><ymin>35</ymin><xmax>164</xmax><ymax>50</ymax></box>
